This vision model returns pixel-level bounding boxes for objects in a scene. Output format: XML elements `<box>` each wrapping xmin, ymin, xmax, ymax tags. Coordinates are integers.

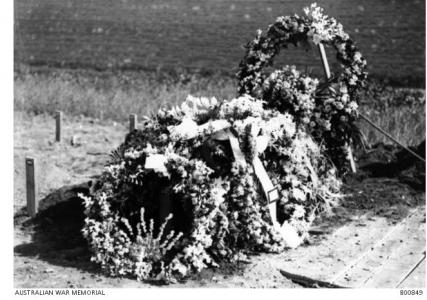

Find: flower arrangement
<box><xmin>237</xmin><ymin>3</ymin><xmax>368</xmax><ymax>169</ymax></box>
<box><xmin>81</xmin><ymin>93</ymin><xmax>341</xmax><ymax>282</ymax></box>
<box><xmin>79</xmin><ymin>3</ymin><xmax>364</xmax><ymax>284</ymax></box>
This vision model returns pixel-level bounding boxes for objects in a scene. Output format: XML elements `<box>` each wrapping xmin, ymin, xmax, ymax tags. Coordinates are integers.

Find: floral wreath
<box><xmin>236</xmin><ymin>3</ymin><xmax>368</xmax><ymax>168</ymax></box>
<box><xmin>81</xmin><ymin>95</ymin><xmax>341</xmax><ymax>282</ymax></box>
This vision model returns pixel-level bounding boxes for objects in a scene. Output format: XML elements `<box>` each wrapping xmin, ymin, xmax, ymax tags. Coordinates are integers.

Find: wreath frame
<box><xmin>237</xmin><ymin>4</ymin><xmax>367</xmax><ymax>96</ymax></box>
<box><xmin>236</xmin><ymin>4</ymin><xmax>368</xmax><ymax>168</ymax></box>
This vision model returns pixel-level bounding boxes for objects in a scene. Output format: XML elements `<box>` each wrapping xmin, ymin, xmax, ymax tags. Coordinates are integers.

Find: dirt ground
<box><xmin>13</xmin><ymin>112</ymin><xmax>426</xmax><ymax>288</ymax></box>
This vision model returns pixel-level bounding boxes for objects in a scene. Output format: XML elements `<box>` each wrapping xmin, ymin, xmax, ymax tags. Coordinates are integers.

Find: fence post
<box><xmin>129</xmin><ymin>114</ymin><xmax>137</xmax><ymax>132</ymax></box>
<box><xmin>55</xmin><ymin>110</ymin><xmax>62</xmax><ymax>142</ymax></box>
<box><xmin>25</xmin><ymin>157</ymin><xmax>37</xmax><ymax>217</ymax></box>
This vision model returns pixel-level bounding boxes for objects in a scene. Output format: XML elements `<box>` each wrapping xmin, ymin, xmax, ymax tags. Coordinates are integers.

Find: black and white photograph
<box><xmin>10</xmin><ymin>0</ymin><xmax>426</xmax><ymax>292</ymax></box>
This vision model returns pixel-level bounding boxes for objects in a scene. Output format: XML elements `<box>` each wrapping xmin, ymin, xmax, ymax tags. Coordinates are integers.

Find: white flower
<box><xmin>354</xmin><ymin>51</ymin><xmax>362</xmax><ymax>61</ymax></box>
<box><xmin>210</xmin><ymin>178</ymin><xmax>228</xmax><ymax>206</ymax></box>
<box><xmin>337</xmin><ymin>43</ymin><xmax>346</xmax><ymax>52</ymax></box>
<box><xmin>312</xmin><ymin>33</ymin><xmax>322</xmax><ymax>45</ymax></box>
<box><xmin>341</xmin><ymin>94</ymin><xmax>349</xmax><ymax>103</ymax></box>
<box><xmin>335</xmin><ymin>102</ymin><xmax>344</xmax><ymax>110</ymax></box>
<box><xmin>293</xmin><ymin>188</ymin><xmax>306</xmax><ymax>201</ymax></box>
<box><xmin>277</xmin><ymin>222</ymin><xmax>303</xmax><ymax>248</ymax></box>
<box><xmin>219</xmin><ymin>95</ymin><xmax>265</xmax><ymax>119</ymax></box>
<box><xmin>348</xmin><ymin>101</ymin><xmax>358</xmax><ymax>111</ymax></box>
<box><xmin>293</xmin><ymin>205</ymin><xmax>306</xmax><ymax>218</ymax></box>
<box><xmin>299</xmin><ymin>94</ymin><xmax>311</xmax><ymax>103</ymax></box>
<box><xmin>339</xmin><ymin>85</ymin><xmax>348</xmax><ymax>94</ymax></box>
<box><xmin>124</xmin><ymin>149</ymin><xmax>143</xmax><ymax>159</ymax></box>
<box><xmin>178</xmin><ymin>95</ymin><xmax>218</xmax><ymax>120</ymax></box>
<box><xmin>266</xmin><ymin>114</ymin><xmax>296</xmax><ymax>138</ymax></box>
<box><xmin>324</xmin><ymin>120</ymin><xmax>331</xmax><ymax>131</ymax></box>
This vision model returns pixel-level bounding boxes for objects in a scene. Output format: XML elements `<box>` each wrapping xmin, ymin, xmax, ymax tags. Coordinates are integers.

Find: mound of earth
<box><xmin>14</xmin><ymin>142</ymin><xmax>425</xmax><ymax>284</ymax></box>
<box><xmin>355</xmin><ymin>140</ymin><xmax>425</xmax><ymax>190</ymax></box>
<box><xmin>14</xmin><ymin>182</ymin><xmax>92</xmax><ymax>265</ymax></box>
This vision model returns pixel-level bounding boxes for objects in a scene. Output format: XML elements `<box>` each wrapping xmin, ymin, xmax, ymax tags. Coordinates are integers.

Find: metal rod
<box><xmin>395</xmin><ymin>251</ymin><xmax>426</xmax><ymax>288</ymax></box>
<box><xmin>359</xmin><ymin>113</ymin><xmax>426</xmax><ymax>163</ymax></box>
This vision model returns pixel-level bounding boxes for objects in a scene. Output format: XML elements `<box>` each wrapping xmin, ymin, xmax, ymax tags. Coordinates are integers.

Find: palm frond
<box><xmin>108</xmin><ymin>143</ymin><xmax>126</xmax><ymax>165</ymax></box>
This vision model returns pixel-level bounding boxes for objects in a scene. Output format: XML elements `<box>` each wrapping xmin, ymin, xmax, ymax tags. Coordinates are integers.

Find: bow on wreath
<box><xmin>144</xmin><ymin>119</ymin><xmax>281</xmax><ymax>228</ymax></box>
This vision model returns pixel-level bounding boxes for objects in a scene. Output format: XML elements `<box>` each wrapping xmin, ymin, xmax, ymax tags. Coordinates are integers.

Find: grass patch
<box><xmin>358</xmin><ymin>105</ymin><xmax>425</xmax><ymax>147</ymax></box>
<box><xmin>14</xmin><ymin>66</ymin><xmax>425</xmax><ymax>146</ymax></box>
<box><xmin>14</xmin><ymin>66</ymin><xmax>237</xmax><ymax>121</ymax></box>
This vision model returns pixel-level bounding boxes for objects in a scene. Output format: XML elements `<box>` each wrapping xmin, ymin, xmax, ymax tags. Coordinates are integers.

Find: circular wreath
<box><xmin>81</xmin><ymin>95</ymin><xmax>341</xmax><ymax>282</ymax></box>
<box><xmin>237</xmin><ymin>4</ymin><xmax>368</xmax><ymax>168</ymax></box>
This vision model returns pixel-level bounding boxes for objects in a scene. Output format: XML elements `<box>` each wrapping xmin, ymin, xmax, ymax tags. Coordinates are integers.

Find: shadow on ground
<box><xmin>309</xmin><ymin>141</ymin><xmax>425</xmax><ymax>237</ymax></box>
<box><xmin>14</xmin><ymin>182</ymin><xmax>101</xmax><ymax>274</ymax></box>
<box><xmin>13</xmin><ymin>180</ymin><xmax>249</xmax><ymax>283</ymax></box>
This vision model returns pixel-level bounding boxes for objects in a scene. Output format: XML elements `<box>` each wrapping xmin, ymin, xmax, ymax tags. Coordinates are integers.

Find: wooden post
<box><xmin>55</xmin><ymin>110</ymin><xmax>62</xmax><ymax>142</ymax></box>
<box><xmin>317</xmin><ymin>43</ymin><xmax>356</xmax><ymax>173</ymax></box>
<box><xmin>129</xmin><ymin>114</ymin><xmax>137</xmax><ymax>132</ymax></box>
<box><xmin>25</xmin><ymin>157</ymin><xmax>37</xmax><ymax>217</ymax></box>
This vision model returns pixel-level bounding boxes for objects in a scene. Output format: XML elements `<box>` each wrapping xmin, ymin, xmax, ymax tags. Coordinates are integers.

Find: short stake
<box><xmin>25</xmin><ymin>157</ymin><xmax>37</xmax><ymax>217</ymax></box>
<box><xmin>55</xmin><ymin>110</ymin><xmax>62</xmax><ymax>142</ymax></box>
<box><xmin>129</xmin><ymin>114</ymin><xmax>137</xmax><ymax>132</ymax></box>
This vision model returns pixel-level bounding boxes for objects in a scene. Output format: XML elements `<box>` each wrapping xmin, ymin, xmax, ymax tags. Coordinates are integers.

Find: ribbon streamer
<box><xmin>144</xmin><ymin>154</ymin><xmax>168</xmax><ymax>175</ymax></box>
<box><xmin>226</xmin><ymin>130</ymin><xmax>248</xmax><ymax>168</ymax></box>
<box><xmin>252</xmin><ymin>157</ymin><xmax>280</xmax><ymax>227</ymax></box>
<box><xmin>224</xmin><ymin>130</ymin><xmax>280</xmax><ymax>228</ymax></box>
<box><xmin>146</xmin><ymin>120</ymin><xmax>281</xmax><ymax>230</ymax></box>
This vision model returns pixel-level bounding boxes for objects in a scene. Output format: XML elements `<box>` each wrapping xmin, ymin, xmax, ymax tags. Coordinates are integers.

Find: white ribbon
<box><xmin>223</xmin><ymin>130</ymin><xmax>302</xmax><ymax>247</ymax></box>
<box><xmin>144</xmin><ymin>154</ymin><xmax>168</xmax><ymax>175</ymax></box>
<box><xmin>223</xmin><ymin>129</ymin><xmax>280</xmax><ymax>231</ymax></box>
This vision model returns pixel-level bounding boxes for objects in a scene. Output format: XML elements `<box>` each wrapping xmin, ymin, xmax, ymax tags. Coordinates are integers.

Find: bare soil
<box><xmin>13</xmin><ymin>112</ymin><xmax>425</xmax><ymax>288</ymax></box>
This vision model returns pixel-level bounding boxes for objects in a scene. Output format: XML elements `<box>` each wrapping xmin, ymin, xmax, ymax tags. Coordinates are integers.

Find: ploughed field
<box><xmin>14</xmin><ymin>111</ymin><xmax>425</xmax><ymax>288</ymax></box>
<box><xmin>14</xmin><ymin>0</ymin><xmax>425</xmax><ymax>82</ymax></box>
